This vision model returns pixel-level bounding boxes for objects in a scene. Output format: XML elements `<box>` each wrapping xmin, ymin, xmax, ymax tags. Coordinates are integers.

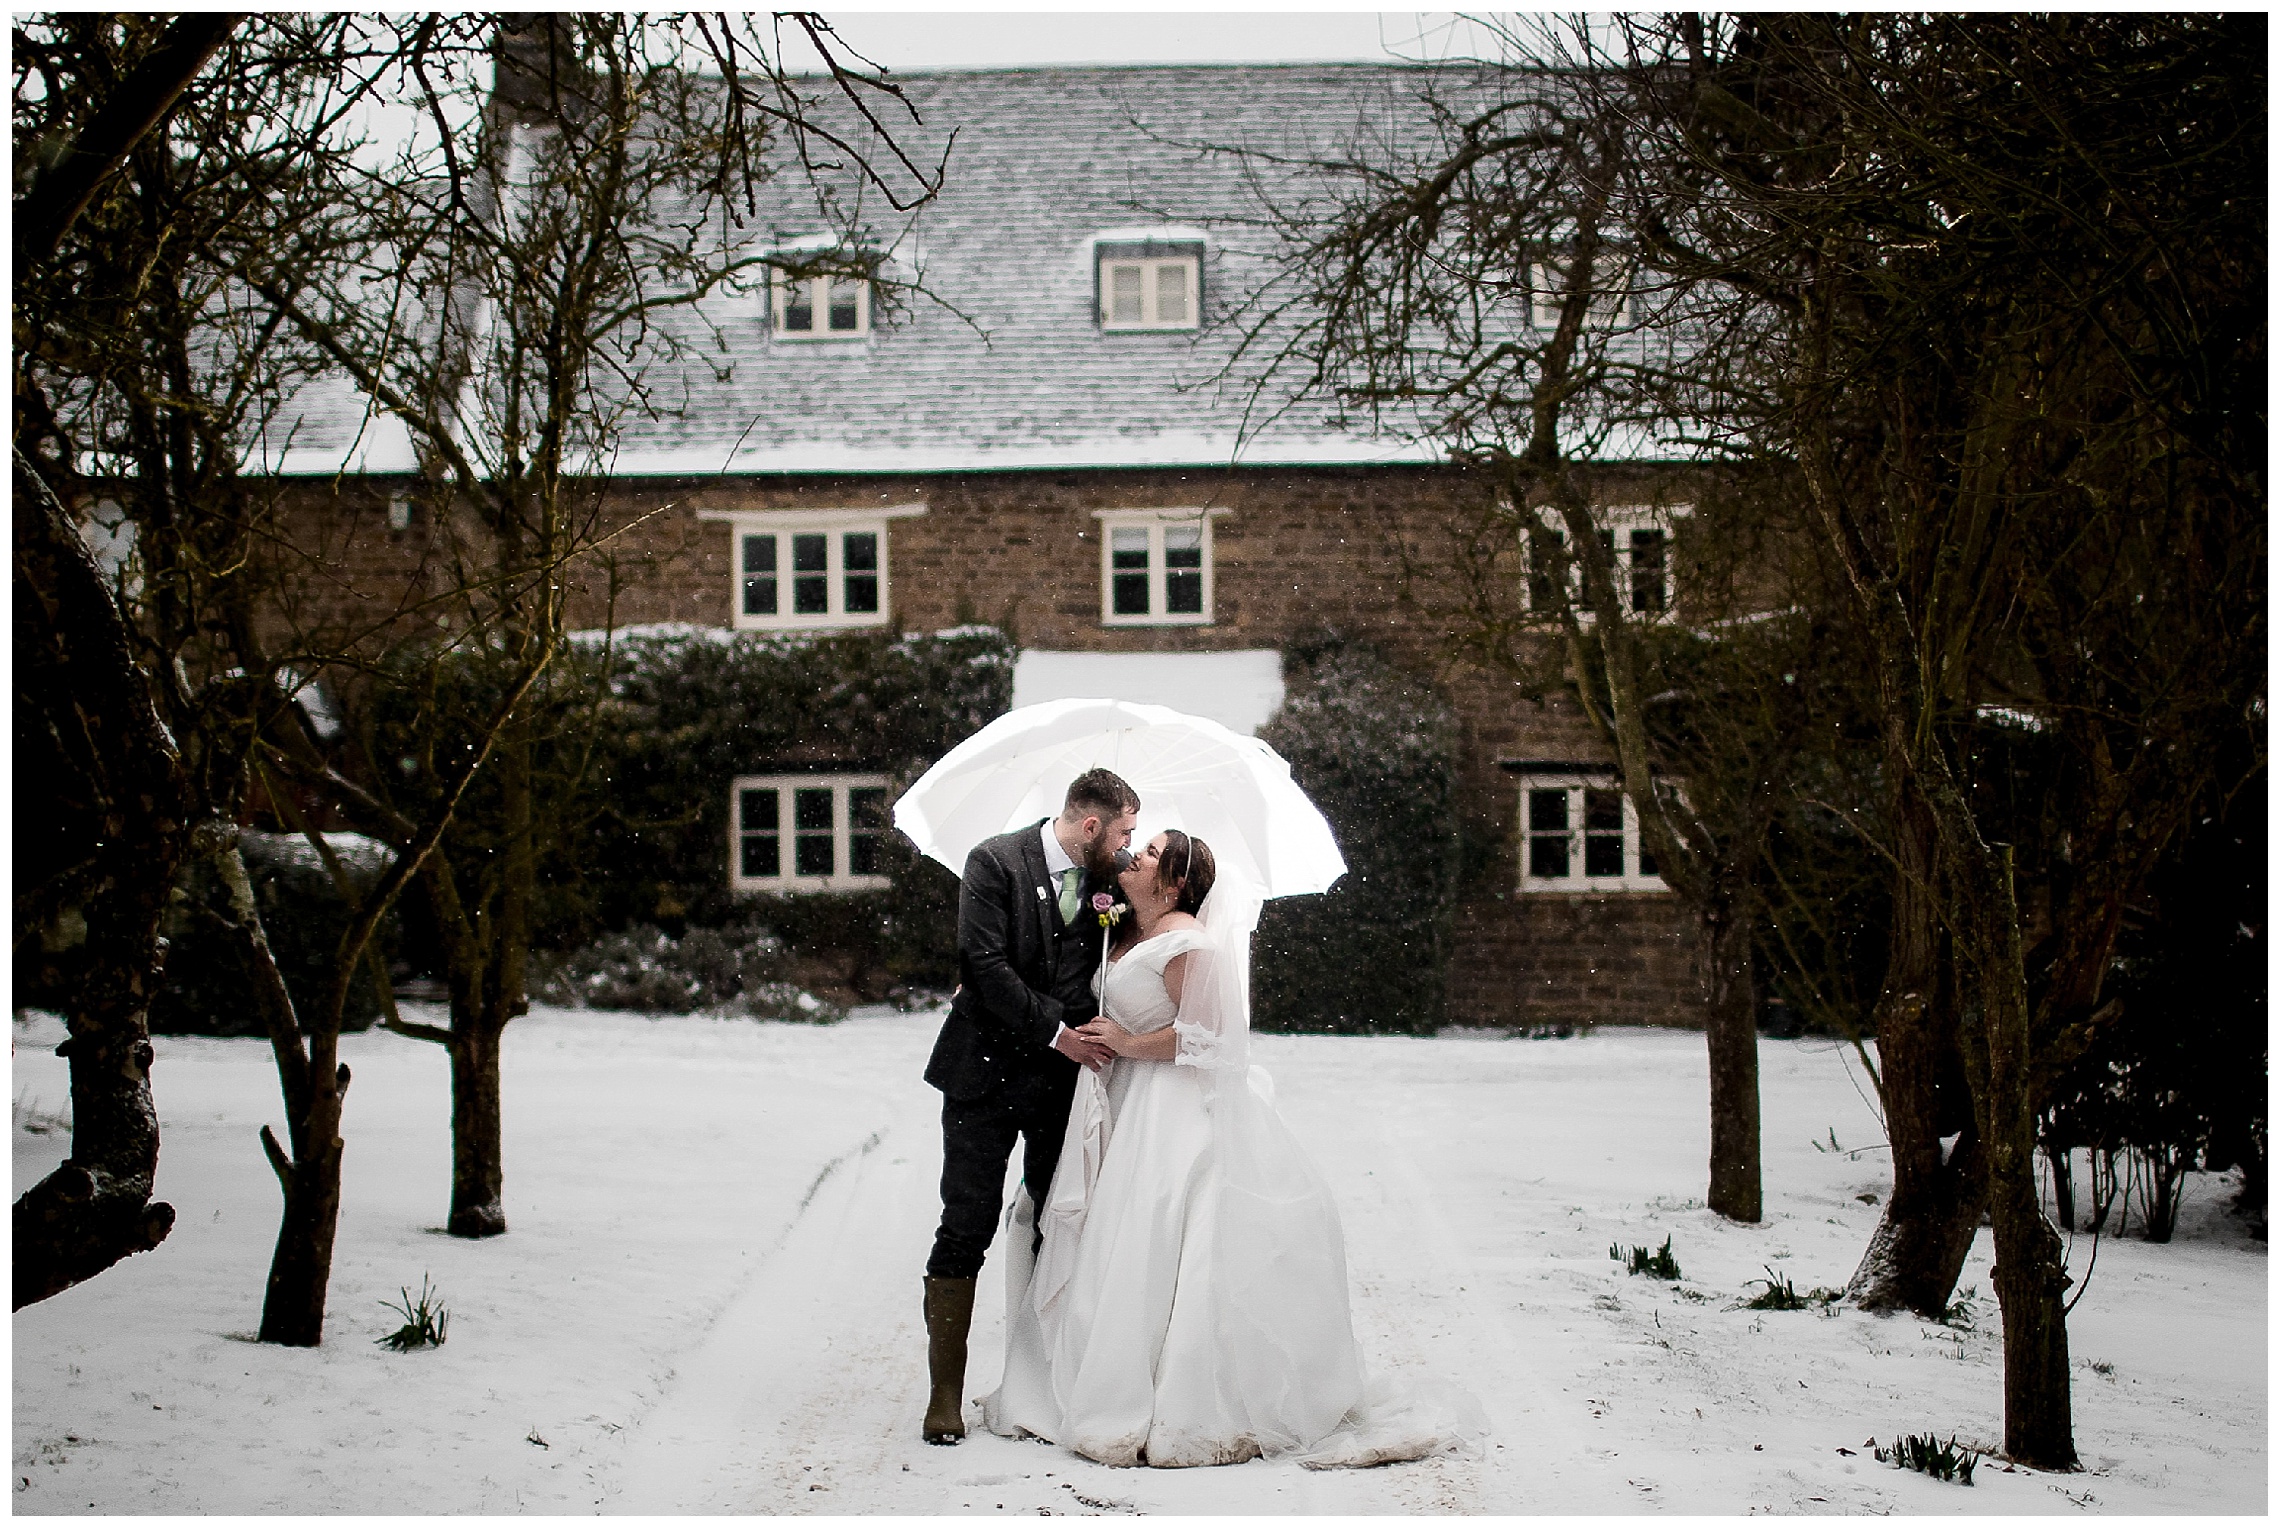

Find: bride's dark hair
<box><xmin>1158</xmin><ymin>830</ymin><xmax>1216</xmax><ymax>915</ymax></box>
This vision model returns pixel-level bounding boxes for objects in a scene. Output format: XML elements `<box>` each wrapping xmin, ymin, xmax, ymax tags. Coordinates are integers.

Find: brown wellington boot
<box><xmin>922</xmin><ymin>1275</ymin><xmax>977</xmax><ymax>1444</ymax></box>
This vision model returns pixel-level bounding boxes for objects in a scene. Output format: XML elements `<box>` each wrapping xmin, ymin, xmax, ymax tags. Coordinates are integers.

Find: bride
<box><xmin>982</xmin><ymin>830</ymin><xmax>1470</xmax><ymax>1469</ymax></box>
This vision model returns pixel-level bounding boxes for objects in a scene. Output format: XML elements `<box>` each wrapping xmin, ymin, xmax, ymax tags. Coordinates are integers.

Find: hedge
<box><xmin>1251</xmin><ymin>633</ymin><xmax>1460</xmax><ymax>1034</ymax></box>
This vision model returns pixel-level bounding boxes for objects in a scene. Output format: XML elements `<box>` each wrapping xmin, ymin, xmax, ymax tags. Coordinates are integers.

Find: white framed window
<box><xmin>697</xmin><ymin>505</ymin><xmax>926</xmax><ymax>632</ymax></box>
<box><xmin>1094</xmin><ymin>509</ymin><xmax>1221</xmax><ymax>625</ymax></box>
<box><xmin>771</xmin><ymin>267</ymin><xmax>871</xmax><ymax>339</ymax></box>
<box><xmin>730</xmin><ymin>774</ymin><xmax>893</xmax><ymax>893</ymax></box>
<box><xmin>1521</xmin><ymin>504</ymin><xmax>1689</xmax><ymax>621</ymax></box>
<box><xmin>1515</xmin><ymin>774</ymin><xmax>1668</xmax><ymax>893</ymax></box>
<box><xmin>1097</xmin><ymin>249</ymin><xmax>1200</xmax><ymax>331</ymax></box>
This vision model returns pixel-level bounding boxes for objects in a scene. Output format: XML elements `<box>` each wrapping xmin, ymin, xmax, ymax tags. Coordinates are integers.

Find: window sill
<box><xmin>734</xmin><ymin>876</ymin><xmax>893</xmax><ymax>895</ymax></box>
<box><xmin>731</xmin><ymin>612</ymin><xmax>892</xmax><ymax>633</ymax></box>
<box><xmin>1516</xmin><ymin>881</ymin><xmax>1675</xmax><ymax>896</ymax></box>
<box><xmin>1101</xmin><ymin>613</ymin><xmax>1214</xmax><ymax>628</ymax></box>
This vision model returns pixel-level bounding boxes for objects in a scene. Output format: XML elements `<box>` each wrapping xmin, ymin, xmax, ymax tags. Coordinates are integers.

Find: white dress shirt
<box><xmin>1042</xmin><ymin>821</ymin><xmax>1083</xmax><ymax>1051</ymax></box>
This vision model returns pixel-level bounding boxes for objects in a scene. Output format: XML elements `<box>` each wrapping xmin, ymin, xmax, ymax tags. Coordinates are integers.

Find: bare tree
<box><xmin>241</xmin><ymin>12</ymin><xmax>947</xmax><ymax>1246</ymax></box>
<box><xmin>1213</xmin><ymin>41</ymin><xmax>1773</xmax><ymax>1220</ymax></box>
<box><xmin>1596</xmin><ymin>11</ymin><xmax>2262</xmax><ymax>1467</ymax></box>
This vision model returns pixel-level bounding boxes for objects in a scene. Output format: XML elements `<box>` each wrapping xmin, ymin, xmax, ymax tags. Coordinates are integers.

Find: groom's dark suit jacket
<box><xmin>924</xmin><ymin>822</ymin><xmax>1105</xmax><ymax>1103</ymax></box>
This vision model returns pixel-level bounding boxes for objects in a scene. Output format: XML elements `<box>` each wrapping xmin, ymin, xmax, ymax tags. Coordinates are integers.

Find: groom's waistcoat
<box><xmin>925</xmin><ymin>822</ymin><xmax>1104</xmax><ymax>1102</ymax></box>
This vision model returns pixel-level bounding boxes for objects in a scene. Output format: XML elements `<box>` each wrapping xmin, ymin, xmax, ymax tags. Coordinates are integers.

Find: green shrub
<box><xmin>527</xmin><ymin>921</ymin><xmax>841</xmax><ymax>1021</ymax></box>
<box><xmin>376</xmin><ymin>1275</ymin><xmax>449</xmax><ymax>1351</ymax></box>
<box><xmin>149</xmin><ymin>831</ymin><xmax>398</xmax><ymax>1036</ymax></box>
<box><xmin>1611</xmin><ymin>1235</ymin><xmax>1682</xmax><ymax>1279</ymax></box>
<box><xmin>1252</xmin><ymin>633</ymin><xmax>1459</xmax><ymax>1034</ymax></box>
<box><xmin>1874</xmin><ymin>1433</ymin><xmax>1978</xmax><ymax>1484</ymax></box>
<box><xmin>536</xmin><ymin>624</ymin><xmax>1012</xmax><ymax>996</ymax></box>
<box><xmin>1744</xmin><ymin>1265</ymin><xmax>1839</xmax><ymax>1310</ymax></box>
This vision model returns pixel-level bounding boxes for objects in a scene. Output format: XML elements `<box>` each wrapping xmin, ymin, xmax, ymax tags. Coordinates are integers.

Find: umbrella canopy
<box><xmin>893</xmin><ymin>698</ymin><xmax>1345</xmax><ymax>899</ymax></box>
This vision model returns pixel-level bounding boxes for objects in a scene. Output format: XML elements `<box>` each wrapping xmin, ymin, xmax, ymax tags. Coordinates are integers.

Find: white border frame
<box><xmin>698</xmin><ymin>505</ymin><xmax>926</xmax><ymax>632</ymax></box>
<box><xmin>1093</xmin><ymin>508</ymin><xmax>1224</xmax><ymax>626</ymax></box>
<box><xmin>729</xmin><ymin>773</ymin><xmax>893</xmax><ymax>893</ymax></box>
<box><xmin>770</xmin><ymin>267</ymin><xmax>872</xmax><ymax>340</ymax></box>
<box><xmin>1515</xmin><ymin>774</ymin><xmax>1670</xmax><ymax>894</ymax></box>
<box><xmin>1098</xmin><ymin>254</ymin><xmax>1200</xmax><ymax>331</ymax></box>
<box><xmin>1519</xmin><ymin>503</ymin><xmax>1691</xmax><ymax>623</ymax></box>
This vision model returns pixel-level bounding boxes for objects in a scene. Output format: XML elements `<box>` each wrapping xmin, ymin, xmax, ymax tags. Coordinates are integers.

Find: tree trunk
<box><xmin>447</xmin><ymin>1024</ymin><xmax>508</xmax><ymax>1237</ymax></box>
<box><xmin>1848</xmin><ymin>798</ymin><xmax>1988</xmax><ymax>1313</ymax></box>
<box><xmin>1958</xmin><ymin>844</ymin><xmax>2076</xmax><ymax>1469</ymax></box>
<box><xmin>256</xmin><ymin>1080</ymin><xmax>346</xmax><ymax>1346</ymax></box>
<box><xmin>11</xmin><ymin>449</ymin><xmax>183</xmax><ymax>1308</ymax></box>
<box><xmin>1703</xmin><ymin>893</ymin><xmax>1762</xmax><ymax>1223</ymax></box>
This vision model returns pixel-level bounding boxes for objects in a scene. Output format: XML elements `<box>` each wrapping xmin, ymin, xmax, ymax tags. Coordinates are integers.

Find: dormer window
<box><xmin>1095</xmin><ymin>240</ymin><xmax>1202</xmax><ymax>331</ymax></box>
<box><xmin>772</xmin><ymin>268</ymin><xmax>870</xmax><ymax>339</ymax></box>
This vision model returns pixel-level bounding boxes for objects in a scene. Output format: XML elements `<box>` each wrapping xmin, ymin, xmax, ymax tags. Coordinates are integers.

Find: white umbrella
<box><xmin>893</xmin><ymin>698</ymin><xmax>1345</xmax><ymax>899</ymax></box>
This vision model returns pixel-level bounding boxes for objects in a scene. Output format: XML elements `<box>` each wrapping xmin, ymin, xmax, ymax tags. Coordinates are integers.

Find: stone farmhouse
<box><xmin>255</xmin><ymin>65</ymin><xmax>1704</xmax><ymax>1029</ymax></box>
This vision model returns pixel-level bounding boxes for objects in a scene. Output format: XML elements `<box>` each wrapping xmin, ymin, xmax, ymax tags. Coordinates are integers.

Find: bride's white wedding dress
<box><xmin>982</xmin><ymin>885</ymin><xmax>1475</xmax><ymax>1469</ymax></box>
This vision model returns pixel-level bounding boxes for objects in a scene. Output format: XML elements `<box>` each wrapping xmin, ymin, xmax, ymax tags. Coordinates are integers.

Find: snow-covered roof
<box><xmin>1011</xmin><ymin>648</ymin><xmax>1285</xmax><ymax>736</ymax></box>
<box><xmin>255</xmin><ymin>66</ymin><xmax>1457</xmax><ymax>479</ymax></box>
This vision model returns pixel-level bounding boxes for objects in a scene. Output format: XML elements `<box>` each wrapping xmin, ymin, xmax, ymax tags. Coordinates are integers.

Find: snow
<box><xmin>1012</xmin><ymin>649</ymin><xmax>1286</xmax><ymax>737</ymax></box>
<box><xmin>11</xmin><ymin>1010</ymin><xmax>2265</xmax><ymax>1514</ymax></box>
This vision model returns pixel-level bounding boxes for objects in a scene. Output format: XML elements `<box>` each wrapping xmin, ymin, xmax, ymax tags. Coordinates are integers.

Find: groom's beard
<box><xmin>1080</xmin><ymin>837</ymin><xmax>1128</xmax><ymax>878</ymax></box>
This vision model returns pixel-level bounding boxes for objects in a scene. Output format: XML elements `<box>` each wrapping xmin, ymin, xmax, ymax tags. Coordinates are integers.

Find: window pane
<box><xmin>1109</xmin><ymin>264</ymin><xmax>1143</xmax><ymax>323</ymax></box>
<box><xmin>784</xmin><ymin>278</ymin><xmax>814</xmax><ymax>331</ymax></box>
<box><xmin>793</xmin><ymin>787</ymin><xmax>834</xmax><ymax>832</ymax></box>
<box><xmin>792</xmin><ymin>533</ymin><xmax>830</xmax><ymax>615</ymax></box>
<box><xmin>843</xmin><ymin>532</ymin><xmax>880</xmax><ymax>614</ymax></box>
<box><xmin>742</xmin><ymin>534</ymin><xmax>778</xmax><ymax>616</ymax></box>
<box><xmin>1155</xmin><ymin>262</ymin><xmax>1188</xmax><ymax>324</ymax></box>
<box><xmin>740</xmin><ymin>832</ymin><xmax>781</xmax><ymax>879</ymax></box>
<box><xmin>1584</xmin><ymin>832</ymin><xmax>1625</xmax><ymax>878</ymax></box>
<box><xmin>793</xmin><ymin>787</ymin><xmax>835</xmax><ymax>876</ymax></box>
<box><xmin>1526</xmin><ymin>526</ymin><xmax>1563</xmax><ymax>610</ymax></box>
<box><xmin>848</xmin><ymin>788</ymin><xmax>887</xmax><ymax>876</ymax></box>
<box><xmin>1110</xmin><ymin>527</ymin><xmax>1151</xmax><ymax>615</ymax></box>
<box><xmin>1528</xmin><ymin>834</ymin><xmax>1570</xmax><ymax>879</ymax></box>
<box><xmin>1638</xmin><ymin>844</ymin><xmax>1658</xmax><ymax>878</ymax></box>
<box><xmin>1630</xmin><ymin>528</ymin><xmax>1667</xmax><ymax>614</ymax></box>
<box><xmin>1165</xmin><ymin>570</ymin><xmax>1203</xmax><ymax>614</ymax></box>
<box><xmin>795</xmin><ymin>834</ymin><xmax>835</xmax><ymax>876</ymax></box>
<box><xmin>1583</xmin><ymin>788</ymin><xmax>1624</xmax><ymax>877</ymax></box>
<box><xmin>828</xmin><ymin>278</ymin><xmax>861</xmax><ymax>331</ymax></box>
<box><xmin>739</xmin><ymin>788</ymin><xmax>781</xmax><ymax>879</ymax></box>
<box><xmin>1163</xmin><ymin>525</ymin><xmax>1202</xmax><ymax>565</ymax></box>
<box><xmin>1527</xmin><ymin>788</ymin><xmax>1569</xmax><ymax>833</ymax></box>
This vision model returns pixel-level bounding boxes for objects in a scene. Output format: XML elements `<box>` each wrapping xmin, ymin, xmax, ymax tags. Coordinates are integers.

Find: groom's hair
<box><xmin>1062</xmin><ymin>768</ymin><xmax>1140</xmax><ymax>822</ymax></box>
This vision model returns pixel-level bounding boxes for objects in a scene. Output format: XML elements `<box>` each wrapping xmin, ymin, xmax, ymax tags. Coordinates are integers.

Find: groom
<box><xmin>919</xmin><ymin>767</ymin><xmax>1140</xmax><ymax>1444</ymax></box>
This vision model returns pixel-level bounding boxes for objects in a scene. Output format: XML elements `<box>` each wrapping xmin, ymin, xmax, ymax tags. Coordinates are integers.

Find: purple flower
<box><xmin>1090</xmin><ymin>891</ymin><xmax>1115</xmax><ymax>913</ymax></box>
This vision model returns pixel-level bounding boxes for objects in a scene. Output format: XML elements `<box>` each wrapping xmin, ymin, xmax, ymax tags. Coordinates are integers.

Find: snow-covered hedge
<box><xmin>533</xmin><ymin>624</ymin><xmax>1016</xmax><ymax>997</ymax></box>
<box><xmin>527</xmin><ymin>922</ymin><xmax>841</xmax><ymax>1022</ymax></box>
<box><xmin>150</xmin><ymin>830</ymin><xmax>399</xmax><ymax>1036</ymax></box>
<box><xmin>1251</xmin><ymin>633</ymin><xmax>1460</xmax><ymax>1034</ymax></box>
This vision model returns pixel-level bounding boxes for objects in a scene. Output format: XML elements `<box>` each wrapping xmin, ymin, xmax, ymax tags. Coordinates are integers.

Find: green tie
<box><xmin>1057</xmin><ymin>867</ymin><xmax>1082</xmax><ymax>925</ymax></box>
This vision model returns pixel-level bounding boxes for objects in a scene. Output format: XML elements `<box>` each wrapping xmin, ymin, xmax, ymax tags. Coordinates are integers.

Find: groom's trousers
<box><xmin>928</xmin><ymin>1070</ymin><xmax>1072</xmax><ymax>1279</ymax></box>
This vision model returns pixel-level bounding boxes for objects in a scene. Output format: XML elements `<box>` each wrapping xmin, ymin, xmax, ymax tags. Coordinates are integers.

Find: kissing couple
<box><xmin>920</xmin><ymin>767</ymin><xmax>1474</xmax><ymax>1468</ymax></box>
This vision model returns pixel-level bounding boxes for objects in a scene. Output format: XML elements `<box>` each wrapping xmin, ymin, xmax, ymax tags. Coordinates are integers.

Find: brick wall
<box><xmin>271</xmin><ymin>462</ymin><xmax>1710</xmax><ymax>1027</ymax></box>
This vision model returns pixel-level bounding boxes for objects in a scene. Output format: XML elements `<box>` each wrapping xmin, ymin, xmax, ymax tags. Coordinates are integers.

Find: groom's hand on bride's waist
<box><xmin>1052</xmin><ymin>1024</ymin><xmax>1113</xmax><ymax>1072</ymax></box>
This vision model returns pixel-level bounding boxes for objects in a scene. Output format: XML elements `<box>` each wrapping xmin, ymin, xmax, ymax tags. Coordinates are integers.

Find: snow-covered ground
<box><xmin>12</xmin><ymin>1007</ymin><xmax>2265</xmax><ymax>1514</ymax></box>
